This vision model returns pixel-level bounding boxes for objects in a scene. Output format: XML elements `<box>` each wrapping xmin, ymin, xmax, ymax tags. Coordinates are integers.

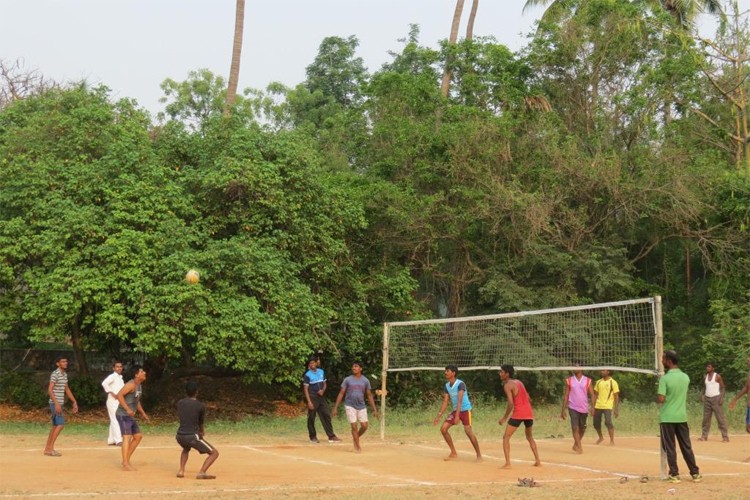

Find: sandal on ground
<box><xmin>44</xmin><ymin>450</ymin><xmax>62</xmax><ymax>457</ymax></box>
<box><xmin>196</xmin><ymin>473</ymin><xmax>216</xmax><ymax>480</ymax></box>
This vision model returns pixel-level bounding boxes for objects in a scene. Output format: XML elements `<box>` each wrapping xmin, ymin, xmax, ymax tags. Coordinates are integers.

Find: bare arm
<box><xmin>366</xmin><ymin>389</ymin><xmax>379</xmax><ymax>418</ymax></box>
<box><xmin>47</xmin><ymin>381</ymin><xmax>61</xmax><ymax>414</ymax></box>
<box><xmin>498</xmin><ymin>382</ymin><xmax>515</xmax><ymax>425</ymax></box>
<box><xmin>303</xmin><ymin>384</ymin><xmax>314</xmax><ymax>409</ymax></box>
<box><xmin>433</xmin><ymin>393</ymin><xmax>450</xmax><ymax>425</ymax></box>
<box><xmin>64</xmin><ymin>384</ymin><xmax>78</xmax><ymax>414</ymax></box>
<box><xmin>332</xmin><ymin>386</ymin><xmax>346</xmax><ymax>417</ymax></box>
<box><xmin>729</xmin><ymin>374</ymin><xmax>750</xmax><ymax>410</ymax></box>
<box><xmin>117</xmin><ymin>382</ymin><xmax>135</xmax><ymax>416</ymax></box>
<box><xmin>614</xmin><ymin>392</ymin><xmax>620</xmax><ymax>417</ymax></box>
<box><xmin>717</xmin><ymin>374</ymin><xmax>725</xmax><ymax>404</ymax></box>
<box><xmin>560</xmin><ymin>382</ymin><xmax>570</xmax><ymax>418</ymax></box>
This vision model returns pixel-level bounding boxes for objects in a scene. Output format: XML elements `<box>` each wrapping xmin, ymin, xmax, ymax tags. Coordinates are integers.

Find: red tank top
<box><xmin>512</xmin><ymin>380</ymin><xmax>533</xmax><ymax>420</ymax></box>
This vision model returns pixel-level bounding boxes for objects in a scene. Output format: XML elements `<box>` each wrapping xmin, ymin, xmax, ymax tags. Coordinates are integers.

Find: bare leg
<box><xmin>572</xmin><ymin>427</ymin><xmax>583</xmax><ymax>454</ymax></box>
<box><xmin>350</xmin><ymin>423</ymin><xmax>361</xmax><ymax>453</ymax></box>
<box><xmin>127</xmin><ymin>433</ymin><xmax>143</xmax><ymax>463</ymax></box>
<box><xmin>121</xmin><ymin>435</ymin><xmax>133</xmax><ymax>470</ymax></box>
<box><xmin>525</xmin><ymin>426</ymin><xmax>541</xmax><ymax>466</ymax></box>
<box><xmin>199</xmin><ymin>449</ymin><xmax>219</xmax><ymax>474</ymax></box>
<box><xmin>608</xmin><ymin>425</ymin><xmax>615</xmax><ymax>445</ymax></box>
<box><xmin>177</xmin><ymin>449</ymin><xmax>189</xmax><ymax>477</ymax></box>
<box><xmin>463</xmin><ymin>425</ymin><xmax>482</xmax><ymax>461</ymax></box>
<box><xmin>440</xmin><ymin>422</ymin><xmax>457</xmax><ymax>459</ymax></box>
<box><xmin>502</xmin><ymin>425</ymin><xmax>518</xmax><ymax>468</ymax></box>
<box><xmin>44</xmin><ymin>425</ymin><xmax>64</xmax><ymax>454</ymax></box>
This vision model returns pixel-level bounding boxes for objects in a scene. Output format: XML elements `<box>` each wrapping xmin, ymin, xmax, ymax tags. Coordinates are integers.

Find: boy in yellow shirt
<box><xmin>593</xmin><ymin>370</ymin><xmax>619</xmax><ymax>445</ymax></box>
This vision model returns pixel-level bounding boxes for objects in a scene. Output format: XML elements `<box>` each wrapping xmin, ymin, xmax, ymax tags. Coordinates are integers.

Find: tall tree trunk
<box><xmin>466</xmin><ymin>0</ymin><xmax>479</xmax><ymax>40</ymax></box>
<box><xmin>225</xmin><ymin>0</ymin><xmax>245</xmax><ymax>117</ymax></box>
<box><xmin>441</xmin><ymin>0</ymin><xmax>465</xmax><ymax>98</ymax></box>
<box><xmin>70</xmin><ymin>310</ymin><xmax>89</xmax><ymax>377</ymax></box>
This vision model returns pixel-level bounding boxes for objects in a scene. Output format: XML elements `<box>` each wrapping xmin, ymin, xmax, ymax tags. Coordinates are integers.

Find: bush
<box><xmin>68</xmin><ymin>376</ymin><xmax>104</xmax><ymax>409</ymax></box>
<box><xmin>0</xmin><ymin>370</ymin><xmax>48</xmax><ymax>409</ymax></box>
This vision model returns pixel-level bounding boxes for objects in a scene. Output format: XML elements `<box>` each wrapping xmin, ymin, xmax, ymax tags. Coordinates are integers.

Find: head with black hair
<box><xmin>499</xmin><ymin>364</ymin><xmax>515</xmax><ymax>380</ymax></box>
<box><xmin>663</xmin><ymin>350</ymin><xmax>679</xmax><ymax>368</ymax></box>
<box><xmin>185</xmin><ymin>380</ymin><xmax>199</xmax><ymax>398</ymax></box>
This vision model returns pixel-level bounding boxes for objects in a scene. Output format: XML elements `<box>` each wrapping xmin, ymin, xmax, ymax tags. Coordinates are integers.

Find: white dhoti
<box><xmin>106</xmin><ymin>396</ymin><xmax>122</xmax><ymax>444</ymax></box>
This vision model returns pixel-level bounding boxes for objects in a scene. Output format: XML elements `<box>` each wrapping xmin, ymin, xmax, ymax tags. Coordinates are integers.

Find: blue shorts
<box><xmin>746</xmin><ymin>407</ymin><xmax>750</xmax><ymax>426</ymax></box>
<box><xmin>117</xmin><ymin>414</ymin><xmax>141</xmax><ymax>435</ymax></box>
<box><xmin>49</xmin><ymin>402</ymin><xmax>64</xmax><ymax>426</ymax></box>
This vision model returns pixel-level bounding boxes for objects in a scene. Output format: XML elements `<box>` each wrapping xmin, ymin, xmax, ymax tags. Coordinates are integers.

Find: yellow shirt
<box><xmin>594</xmin><ymin>378</ymin><xmax>619</xmax><ymax>410</ymax></box>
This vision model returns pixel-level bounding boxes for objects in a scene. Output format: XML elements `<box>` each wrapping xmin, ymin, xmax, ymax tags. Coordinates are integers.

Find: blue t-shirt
<box><xmin>444</xmin><ymin>379</ymin><xmax>472</xmax><ymax>411</ymax></box>
<box><xmin>303</xmin><ymin>368</ymin><xmax>326</xmax><ymax>394</ymax></box>
<box><xmin>341</xmin><ymin>375</ymin><xmax>371</xmax><ymax>410</ymax></box>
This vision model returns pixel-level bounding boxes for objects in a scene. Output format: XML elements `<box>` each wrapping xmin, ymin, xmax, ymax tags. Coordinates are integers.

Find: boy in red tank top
<box><xmin>498</xmin><ymin>364</ymin><xmax>541</xmax><ymax>469</ymax></box>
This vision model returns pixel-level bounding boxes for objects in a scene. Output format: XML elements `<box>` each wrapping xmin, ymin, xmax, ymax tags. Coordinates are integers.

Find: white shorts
<box><xmin>345</xmin><ymin>405</ymin><xmax>368</xmax><ymax>423</ymax></box>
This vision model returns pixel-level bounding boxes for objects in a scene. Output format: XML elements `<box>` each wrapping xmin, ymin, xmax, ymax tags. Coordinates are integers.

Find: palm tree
<box><xmin>466</xmin><ymin>0</ymin><xmax>480</xmax><ymax>40</ymax></box>
<box><xmin>441</xmin><ymin>0</ymin><xmax>465</xmax><ymax>97</ymax></box>
<box><xmin>225</xmin><ymin>0</ymin><xmax>245</xmax><ymax>116</ymax></box>
<box><xmin>523</xmin><ymin>0</ymin><xmax>723</xmax><ymax>29</ymax></box>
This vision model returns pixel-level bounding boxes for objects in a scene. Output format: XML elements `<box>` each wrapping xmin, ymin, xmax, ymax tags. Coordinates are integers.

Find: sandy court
<box><xmin>0</xmin><ymin>432</ymin><xmax>748</xmax><ymax>499</ymax></box>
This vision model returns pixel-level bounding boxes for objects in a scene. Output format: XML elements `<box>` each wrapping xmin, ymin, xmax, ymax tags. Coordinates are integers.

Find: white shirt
<box><xmin>101</xmin><ymin>372</ymin><xmax>124</xmax><ymax>402</ymax></box>
<box><xmin>704</xmin><ymin>373</ymin><xmax>721</xmax><ymax>398</ymax></box>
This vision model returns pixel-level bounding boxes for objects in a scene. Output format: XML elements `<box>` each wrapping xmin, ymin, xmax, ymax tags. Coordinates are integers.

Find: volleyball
<box><xmin>185</xmin><ymin>269</ymin><xmax>200</xmax><ymax>284</ymax></box>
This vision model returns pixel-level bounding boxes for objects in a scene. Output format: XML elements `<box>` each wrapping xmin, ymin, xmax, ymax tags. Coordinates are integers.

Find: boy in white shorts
<box><xmin>333</xmin><ymin>361</ymin><xmax>379</xmax><ymax>452</ymax></box>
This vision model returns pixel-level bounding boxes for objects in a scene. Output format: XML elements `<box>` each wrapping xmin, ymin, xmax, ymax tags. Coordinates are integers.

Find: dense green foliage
<box><xmin>1</xmin><ymin>2</ymin><xmax>748</xmax><ymax>400</ymax></box>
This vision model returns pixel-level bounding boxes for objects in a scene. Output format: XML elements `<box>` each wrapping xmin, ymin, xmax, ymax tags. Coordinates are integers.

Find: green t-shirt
<box><xmin>658</xmin><ymin>368</ymin><xmax>689</xmax><ymax>423</ymax></box>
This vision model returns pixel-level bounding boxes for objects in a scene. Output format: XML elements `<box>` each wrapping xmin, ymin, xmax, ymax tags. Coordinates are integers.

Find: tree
<box><xmin>441</xmin><ymin>0</ymin><xmax>466</xmax><ymax>97</ymax></box>
<box><xmin>225</xmin><ymin>0</ymin><xmax>245</xmax><ymax>116</ymax></box>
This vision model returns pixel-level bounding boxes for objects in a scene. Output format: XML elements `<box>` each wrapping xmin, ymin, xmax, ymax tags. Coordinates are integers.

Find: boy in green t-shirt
<box><xmin>657</xmin><ymin>350</ymin><xmax>701</xmax><ymax>483</ymax></box>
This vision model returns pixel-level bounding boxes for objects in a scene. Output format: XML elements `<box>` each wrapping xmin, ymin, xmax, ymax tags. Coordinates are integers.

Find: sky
<box><xmin>0</xmin><ymin>0</ymin><xmax>742</xmax><ymax>117</ymax></box>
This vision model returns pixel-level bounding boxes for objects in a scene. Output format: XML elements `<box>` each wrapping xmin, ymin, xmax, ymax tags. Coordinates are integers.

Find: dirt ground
<box><xmin>1</xmin><ymin>431</ymin><xmax>748</xmax><ymax>499</ymax></box>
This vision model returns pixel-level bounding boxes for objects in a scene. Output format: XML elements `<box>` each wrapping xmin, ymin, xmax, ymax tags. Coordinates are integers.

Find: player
<box><xmin>729</xmin><ymin>355</ymin><xmax>750</xmax><ymax>462</ymax></box>
<box><xmin>560</xmin><ymin>362</ymin><xmax>595</xmax><ymax>454</ymax></box>
<box><xmin>699</xmin><ymin>362</ymin><xmax>728</xmax><ymax>442</ymax></box>
<box><xmin>101</xmin><ymin>361</ymin><xmax>124</xmax><ymax>446</ymax></box>
<box><xmin>497</xmin><ymin>364</ymin><xmax>540</xmax><ymax>468</ymax></box>
<box><xmin>303</xmin><ymin>355</ymin><xmax>341</xmax><ymax>443</ymax></box>
<box><xmin>658</xmin><ymin>350</ymin><xmax>701</xmax><ymax>483</ymax></box>
<box><xmin>116</xmin><ymin>365</ymin><xmax>149</xmax><ymax>471</ymax></box>
<box><xmin>43</xmin><ymin>356</ymin><xmax>78</xmax><ymax>457</ymax></box>
<box><xmin>332</xmin><ymin>361</ymin><xmax>379</xmax><ymax>453</ymax></box>
<box><xmin>593</xmin><ymin>370</ymin><xmax>620</xmax><ymax>445</ymax></box>
<box><xmin>176</xmin><ymin>380</ymin><xmax>220</xmax><ymax>479</ymax></box>
<box><xmin>432</xmin><ymin>365</ymin><xmax>482</xmax><ymax>462</ymax></box>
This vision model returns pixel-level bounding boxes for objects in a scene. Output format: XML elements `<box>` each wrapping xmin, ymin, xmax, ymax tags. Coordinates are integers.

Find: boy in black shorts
<box><xmin>176</xmin><ymin>381</ymin><xmax>219</xmax><ymax>479</ymax></box>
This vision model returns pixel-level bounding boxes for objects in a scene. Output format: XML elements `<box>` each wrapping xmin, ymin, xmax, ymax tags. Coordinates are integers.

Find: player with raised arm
<box><xmin>432</xmin><ymin>365</ymin><xmax>482</xmax><ymax>462</ymax></box>
<box><xmin>497</xmin><ymin>364</ymin><xmax>541</xmax><ymax>468</ymax></box>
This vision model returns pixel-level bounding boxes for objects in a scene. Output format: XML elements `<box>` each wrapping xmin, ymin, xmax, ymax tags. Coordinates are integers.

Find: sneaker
<box><xmin>666</xmin><ymin>475</ymin><xmax>681</xmax><ymax>484</ymax></box>
<box><xmin>310</xmin><ymin>438</ymin><xmax>320</xmax><ymax>443</ymax></box>
<box><xmin>329</xmin><ymin>436</ymin><xmax>342</xmax><ymax>443</ymax></box>
<box><xmin>691</xmin><ymin>473</ymin><xmax>703</xmax><ymax>483</ymax></box>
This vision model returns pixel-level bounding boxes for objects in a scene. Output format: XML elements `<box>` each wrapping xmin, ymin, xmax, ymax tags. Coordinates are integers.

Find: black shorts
<box><xmin>176</xmin><ymin>433</ymin><xmax>215</xmax><ymax>454</ymax></box>
<box><xmin>508</xmin><ymin>418</ymin><xmax>533</xmax><ymax>428</ymax></box>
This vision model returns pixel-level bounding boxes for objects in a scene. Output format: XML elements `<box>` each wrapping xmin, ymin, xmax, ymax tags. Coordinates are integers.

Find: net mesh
<box><xmin>385</xmin><ymin>298</ymin><xmax>659</xmax><ymax>374</ymax></box>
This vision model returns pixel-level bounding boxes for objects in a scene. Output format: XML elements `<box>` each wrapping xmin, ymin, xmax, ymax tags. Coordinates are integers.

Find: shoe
<box><xmin>329</xmin><ymin>436</ymin><xmax>342</xmax><ymax>442</ymax></box>
<box><xmin>666</xmin><ymin>475</ymin><xmax>681</xmax><ymax>484</ymax></box>
<box><xmin>691</xmin><ymin>473</ymin><xmax>703</xmax><ymax>483</ymax></box>
<box><xmin>310</xmin><ymin>438</ymin><xmax>320</xmax><ymax>443</ymax></box>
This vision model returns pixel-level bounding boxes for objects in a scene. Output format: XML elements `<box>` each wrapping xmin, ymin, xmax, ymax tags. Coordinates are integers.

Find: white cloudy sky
<box><xmin>1</xmin><ymin>0</ymin><xmax>740</xmax><ymax>116</ymax></box>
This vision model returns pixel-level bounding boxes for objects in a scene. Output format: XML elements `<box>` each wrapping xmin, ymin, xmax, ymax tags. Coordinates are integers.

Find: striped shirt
<box><xmin>49</xmin><ymin>368</ymin><xmax>68</xmax><ymax>405</ymax></box>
